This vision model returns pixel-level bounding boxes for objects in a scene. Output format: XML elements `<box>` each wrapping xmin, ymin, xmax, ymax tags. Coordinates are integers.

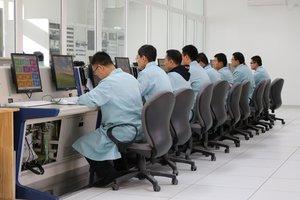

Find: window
<box><xmin>127</xmin><ymin>0</ymin><xmax>146</xmax><ymax>62</ymax></box>
<box><xmin>169</xmin><ymin>0</ymin><xmax>183</xmax><ymax>9</ymax></box>
<box><xmin>186</xmin><ymin>0</ymin><xmax>203</xmax><ymax>15</ymax></box>
<box><xmin>169</xmin><ymin>12</ymin><xmax>184</xmax><ymax>50</ymax></box>
<box><xmin>0</xmin><ymin>0</ymin><xmax>14</xmax><ymax>58</ymax></box>
<box><xmin>66</xmin><ymin>0</ymin><xmax>95</xmax><ymax>64</ymax></box>
<box><xmin>23</xmin><ymin>0</ymin><xmax>60</xmax><ymax>66</ymax></box>
<box><xmin>101</xmin><ymin>0</ymin><xmax>125</xmax><ymax>59</ymax></box>
<box><xmin>150</xmin><ymin>6</ymin><xmax>167</xmax><ymax>58</ymax></box>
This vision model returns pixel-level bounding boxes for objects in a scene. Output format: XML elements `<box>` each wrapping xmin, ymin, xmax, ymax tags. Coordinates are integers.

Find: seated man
<box><xmin>250</xmin><ymin>55</ymin><xmax>271</xmax><ymax>85</ymax></box>
<box><xmin>164</xmin><ymin>49</ymin><xmax>191</xmax><ymax>91</ymax></box>
<box><xmin>213</xmin><ymin>53</ymin><xmax>233</xmax><ymax>85</ymax></box>
<box><xmin>197</xmin><ymin>52</ymin><xmax>221</xmax><ymax>82</ymax></box>
<box><xmin>231</xmin><ymin>52</ymin><xmax>255</xmax><ymax>98</ymax></box>
<box><xmin>182</xmin><ymin>45</ymin><xmax>211</xmax><ymax>102</ymax></box>
<box><xmin>72</xmin><ymin>52</ymin><xmax>143</xmax><ymax>187</ymax></box>
<box><xmin>136</xmin><ymin>44</ymin><xmax>172</xmax><ymax>101</ymax></box>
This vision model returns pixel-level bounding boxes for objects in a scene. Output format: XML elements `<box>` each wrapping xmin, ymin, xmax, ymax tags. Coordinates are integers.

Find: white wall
<box><xmin>205</xmin><ymin>0</ymin><xmax>300</xmax><ymax>105</ymax></box>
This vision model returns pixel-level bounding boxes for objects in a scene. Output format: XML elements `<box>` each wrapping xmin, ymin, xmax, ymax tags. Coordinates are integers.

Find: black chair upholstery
<box><xmin>249</xmin><ymin>80</ymin><xmax>267</xmax><ymax>134</ymax></box>
<box><xmin>256</xmin><ymin>79</ymin><xmax>273</xmax><ymax>130</ymax></box>
<box><xmin>108</xmin><ymin>91</ymin><xmax>178</xmax><ymax>192</ymax></box>
<box><xmin>269</xmin><ymin>78</ymin><xmax>285</xmax><ymax>124</ymax></box>
<box><xmin>208</xmin><ymin>80</ymin><xmax>231</xmax><ymax>153</ymax></box>
<box><xmin>189</xmin><ymin>83</ymin><xmax>216</xmax><ymax>161</ymax></box>
<box><xmin>222</xmin><ymin>83</ymin><xmax>242</xmax><ymax>146</ymax></box>
<box><xmin>168</xmin><ymin>88</ymin><xmax>197</xmax><ymax>172</ymax></box>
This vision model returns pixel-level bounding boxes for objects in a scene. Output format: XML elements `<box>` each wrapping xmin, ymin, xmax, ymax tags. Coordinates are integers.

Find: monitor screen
<box><xmin>87</xmin><ymin>55</ymin><xmax>101</xmax><ymax>88</ymax></box>
<box><xmin>11</xmin><ymin>53</ymin><xmax>42</xmax><ymax>93</ymax></box>
<box><xmin>51</xmin><ymin>55</ymin><xmax>76</xmax><ymax>90</ymax></box>
<box><xmin>115</xmin><ymin>57</ymin><xmax>132</xmax><ymax>74</ymax></box>
<box><xmin>157</xmin><ymin>58</ymin><xmax>165</xmax><ymax>68</ymax></box>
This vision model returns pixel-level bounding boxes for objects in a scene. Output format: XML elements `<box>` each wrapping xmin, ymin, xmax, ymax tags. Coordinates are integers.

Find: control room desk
<box><xmin>13</xmin><ymin>104</ymin><xmax>99</xmax><ymax>200</ymax></box>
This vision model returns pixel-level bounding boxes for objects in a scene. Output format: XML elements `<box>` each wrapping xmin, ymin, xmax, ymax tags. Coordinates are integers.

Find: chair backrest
<box><xmin>252</xmin><ymin>80</ymin><xmax>266</xmax><ymax>116</ymax></box>
<box><xmin>239</xmin><ymin>81</ymin><xmax>251</xmax><ymax>120</ymax></box>
<box><xmin>211</xmin><ymin>80</ymin><xmax>230</xmax><ymax>128</ymax></box>
<box><xmin>142</xmin><ymin>91</ymin><xmax>175</xmax><ymax>157</ymax></box>
<box><xmin>170</xmin><ymin>88</ymin><xmax>194</xmax><ymax>145</ymax></box>
<box><xmin>270</xmin><ymin>78</ymin><xmax>284</xmax><ymax>111</ymax></box>
<box><xmin>195</xmin><ymin>83</ymin><xmax>214</xmax><ymax>133</ymax></box>
<box><xmin>263</xmin><ymin>79</ymin><xmax>271</xmax><ymax>109</ymax></box>
<box><xmin>227</xmin><ymin>83</ymin><xmax>242</xmax><ymax>125</ymax></box>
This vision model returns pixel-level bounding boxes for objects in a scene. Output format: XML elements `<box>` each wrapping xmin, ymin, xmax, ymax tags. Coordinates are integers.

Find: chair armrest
<box><xmin>107</xmin><ymin>123</ymin><xmax>138</xmax><ymax>152</ymax></box>
<box><xmin>189</xmin><ymin>109</ymin><xmax>194</xmax><ymax>123</ymax></box>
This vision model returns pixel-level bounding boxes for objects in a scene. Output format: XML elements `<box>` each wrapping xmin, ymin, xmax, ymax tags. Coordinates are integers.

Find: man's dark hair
<box><xmin>232</xmin><ymin>52</ymin><xmax>245</xmax><ymax>64</ymax></box>
<box><xmin>214</xmin><ymin>53</ymin><xmax>227</xmax><ymax>67</ymax></box>
<box><xmin>166</xmin><ymin>49</ymin><xmax>182</xmax><ymax>65</ymax></box>
<box><xmin>182</xmin><ymin>45</ymin><xmax>198</xmax><ymax>61</ymax></box>
<box><xmin>251</xmin><ymin>55</ymin><xmax>262</xmax><ymax>66</ymax></box>
<box><xmin>91</xmin><ymin>51</ymin><xmax>113</xmax><ymax>66</ymax></box>
<box><xmin>138</xmin><ymin>45</ymin><xmax>157</xmax><ymax>62</ymax></box>
<box><xmin>196</xmin><ymin>52</ymin><xmax>209</xmax><ymax>65</ymax></box>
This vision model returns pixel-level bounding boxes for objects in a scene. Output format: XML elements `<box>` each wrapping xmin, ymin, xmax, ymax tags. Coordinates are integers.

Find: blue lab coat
<box><xmin>138</xmin><ymin>61</ymin><xmax>172</xmax><ymax>101</ymax></box>
<box><xmin>189</xmin><ymin>61</ymin><xmax>211</xmax><ymax>102</ymax></box>
<box><xmin>218</xmin><ymin>66</ymin><xmax>234</xmax><ymax>85</ymax></box>
<box><xmin>72</xmin><ymin>68</ymin><xmax>143</xmax><ymax>161</ymax></box>
<box><xmin>204</xmin><ymin>64</ymin><xmax>221</xmax><ymax>82</ymax></box>
<box><xmin>168</xmin><ymin>72</ymin><xmax>191</xmax><ymax>91</ymax></box>
<box><xmin>253</xmin><ymin>66</ymin><xmax>271</xmax><ymax>85</ymax></box>
<box><xmin>233</xmin><ymin>64</ymin><xmax>255</xmax><ymax>98</ymax></box>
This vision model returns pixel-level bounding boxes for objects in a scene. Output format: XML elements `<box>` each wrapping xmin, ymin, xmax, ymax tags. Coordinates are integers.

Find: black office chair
<box><xmin>168</xmin><ymin>88</ymin><xmax>197</xmax><ymax>172</ymax></box>
<box><xmin>208</xmin><ymin>80</ymin><xmax>231</xmax><ymax>153</ymax></box>
<box><xmin>107</xmin><ymin>91</ymin><xmax>178</xmax><ymax>192</ymax></box>
<box><xmin>249</xmin><ymin>80</ymin><xmax>267</xmax><ymax>134</ymax></box>
<box><xmin>189</xmin><ymin>83</ymin><xmax>216</xmax><ymax>161</ymax></box>
<box><xmin>257</xmin><ymin>79</ymin><xmax>273</xmax><ymax>130</ymax></box>
<box><xmin>269</xmin><ymin>78</ymin><xmax>285</xmax><ymax>124</ymax></box>
<box><xmin>223</xmin><ymin>83</ymin><xmax>243</xmax><ymax>145</ymax></box>
<box><xmin>233</xmin><ymin>81</ymin><xmax>253</xmax><ymax>139</ymax></box>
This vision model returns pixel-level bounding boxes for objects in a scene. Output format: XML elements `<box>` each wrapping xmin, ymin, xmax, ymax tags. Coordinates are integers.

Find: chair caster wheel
<box><xmin>245</xmin><ymin>136</ymin><xmax>249</xmax><ymax>140</ymax></box>
<box><xmin>256</xmin><ymin>131</ymin><xmax>259</xmax><ymax>135</ymax></box>
<box><xmin>249</xmin><ymin>134</ymin><xmax>254</xmax><ymax>138</ymax></box>
<box><xmin>215</xmin><ymin>146</ymin><xmax>220</xmax><ymax>150</ymax></box>
<box><xmin>282</xmin><ymin>121</ymin><xmax>285</xmax><ymax>125</ymax></box>
<box><xmin>235</xmin><ymin>142</ymin><xmax>240</xmax><ymax>147</ymax></box>
<box><xmin>191</xmin><ymin>165</ymin><xmax>197</xmax><ymax>171</ymax></box>
<box><xmin>211</xmin><ymin>155</ymin><xmax>216</xmax><ymax>161</ymax></box>
<box><xmin>225</xmin><ymin>148</ymin><xmax>230</xmax><ymax>153</ymax></box>
<box><xmin>112</xmin><ymin>183</ymin><xmax>119</xmax><ymax>191</ymax></box>
<box><xmin>172</xmin><ymin>178</ymin><xmax>178</xmax><ymax>185</ymax></box>
<box><xmin>153</xmin><ymin>185</ymin><xmax>161</xmax><ymax>192</ymax></box>
<box><xmin>173</xmin><ymin>170</ymin><xmax>179</xmax><ymax>176</ymax></box>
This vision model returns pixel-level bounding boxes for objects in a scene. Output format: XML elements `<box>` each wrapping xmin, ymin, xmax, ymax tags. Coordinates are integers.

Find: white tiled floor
<box><xmin>62</xmin><ymin>106</ymin><xmax>300</xmax><ymax>200</ymax></box>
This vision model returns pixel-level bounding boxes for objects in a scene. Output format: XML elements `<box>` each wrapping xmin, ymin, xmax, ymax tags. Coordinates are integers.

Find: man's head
<box><xmin>196</xmin><ymin>52</ymin><xmax>209</xmax><ymax>68</ymax></box>
<box><xmin>213</xmin><ymin>53</ymin><xmax>227</xmax><ymax>70</ymax></box>
<box><xmin>91</xmin><ymin>51</ymin><xmax>116</xmax><ymax>79</ymax></box>
<box><xmin>231</xmin><ymin>52</ymin><xmax>245</xmax><ymax>68</ymax></box>
<box><xmin>182</xmin><ymin>45</ymin><xmax>198</xmax><ymax>65</ymax></box>
<box><xmin>250</xmin><ymin>55</ymin><xmax>262</xmax><ymax>70</ymax></box>
<box><xmin>164</xmin><ymin>49</ymin><xmax>182</xmax><ymax>72</ymax></box>
<box><xmin>136</xmin><ymin>45</ymin><xmax>157</xmax><ymax>70</ymax></box>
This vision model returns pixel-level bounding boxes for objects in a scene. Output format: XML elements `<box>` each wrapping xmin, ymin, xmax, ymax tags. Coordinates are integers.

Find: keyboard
<box><xmin>5</xmin><ymin>100</ymin><xmax>53</xmax><ymax>108</ymax></box>
<box><xmin>52</xmin><ymin>96</ymin><xmax>79</xmax><ymax>105</ymax></box>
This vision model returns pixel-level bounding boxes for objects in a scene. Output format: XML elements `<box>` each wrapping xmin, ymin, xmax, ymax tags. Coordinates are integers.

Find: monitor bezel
<box><xmin>114</xmin><ymin>57</ymin><xmax>132</xmax><ymax>74</ymax></box>
<box><xmin>51</xmin><ymin>54</ymin><xmax>77</xmax><ymax>91</ymax></box>
<box><xmin>10</xmin><ymin>53</ymin><xmax>43</xmax><ymax>93</ymax></box>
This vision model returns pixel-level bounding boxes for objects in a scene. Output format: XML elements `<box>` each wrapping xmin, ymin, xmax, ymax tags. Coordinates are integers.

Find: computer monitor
<box><xmin>115</xmin><ymin>57</ymin><xmax>132</xmax><ymax>74</ymax></box>
<box><xmin>10</xmin><ymin>53</ymin><xmax>42</xmax><ymax>93</ymax></box>
<box><xmin>51</xmin><ymin>55</ymin><xmax>77</xmax><ymax>91</ymax></box>
<box><xmin>157</xmin><ymin>58</ymin><xmax>165</xmax><ymax>68</ymax></box>
<box><xmin>87</xmin><ymin>55</ymin><xmax>101</xmax><ymax>88</ymax></box>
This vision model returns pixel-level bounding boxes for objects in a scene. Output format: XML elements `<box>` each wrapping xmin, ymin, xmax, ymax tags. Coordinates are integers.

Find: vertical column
<box><xmin>0</xmin><ymin>108</ymin><xmax>19</xmax><ymax>200</ymax></box>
